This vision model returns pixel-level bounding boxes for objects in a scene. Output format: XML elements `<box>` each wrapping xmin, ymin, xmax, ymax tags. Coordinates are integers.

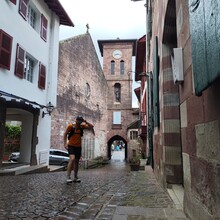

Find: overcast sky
<box><xmin>59</xmin><ymin>0</ymin><xmax>146</xmax><ymax>107</ymax></box>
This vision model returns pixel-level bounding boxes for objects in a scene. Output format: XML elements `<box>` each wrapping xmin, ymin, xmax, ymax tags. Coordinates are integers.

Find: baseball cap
<box><xmin>76</xmin><ymin>116</ymin><xmax>84</xmax><ymax>122</ymax></box>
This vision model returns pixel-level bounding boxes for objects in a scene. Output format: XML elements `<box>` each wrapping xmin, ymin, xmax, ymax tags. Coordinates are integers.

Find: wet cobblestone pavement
<box><xmin>0</xmin><ymin>162</ymin><xmax>188</xmax><ymax>219</ymax></box>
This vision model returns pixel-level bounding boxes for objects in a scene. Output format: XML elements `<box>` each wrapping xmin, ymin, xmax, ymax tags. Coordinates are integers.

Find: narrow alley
<box><xmin>0</xmin><ymin>162</ymin><xmax>187</xmax><ymax>220</ymax></box>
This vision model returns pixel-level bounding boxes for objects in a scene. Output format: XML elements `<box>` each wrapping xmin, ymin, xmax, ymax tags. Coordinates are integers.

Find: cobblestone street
<box><xmin>0</xmin><ymin>162</ymin><xmax>188</xmax><ymax>219</ymax></box>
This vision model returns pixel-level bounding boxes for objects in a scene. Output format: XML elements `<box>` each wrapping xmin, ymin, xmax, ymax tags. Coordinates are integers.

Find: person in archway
<box><xmin>63</xmin><ymin>116</ymin><xmax>94</xmax><ymax>184</ymax></box>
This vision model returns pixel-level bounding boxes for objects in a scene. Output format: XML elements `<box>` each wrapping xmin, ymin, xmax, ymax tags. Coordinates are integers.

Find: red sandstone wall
<box><xmin>51</xmin><ymin>33</ymin><xmax>108</xmax><ymax>158</ymax></box>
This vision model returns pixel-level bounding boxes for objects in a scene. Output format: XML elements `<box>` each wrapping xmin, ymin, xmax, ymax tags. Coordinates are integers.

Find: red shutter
<box><xmin>19</xmin><ymin>0</ymin><xmax>29</xmax><ymax>20</ymax></box>
<box><xmin>38</xmin><ymin>63</ymin><xmax>46</xmax><ymax>89</ymax></box>
<box><xmin>41</xmin><ymin>14</ymin><xmax>47</xmax><ymax>42</ymax></box>
<box><xmin>0</xmin><ymin>30</ymin><xmax>13</xmax><ymax>70</ymax></box>
<box><xmin>10</xmin><ymin>0</ymin><xmax>17</xmax><ymax>4</ymax></box>
<box><xmin>14</xmin><ymin>44</ymin><xmax>25</xmax><ymax>78</ymax></box>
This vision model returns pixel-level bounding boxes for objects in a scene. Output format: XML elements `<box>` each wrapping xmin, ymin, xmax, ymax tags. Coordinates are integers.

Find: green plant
<box><xmin>141</xmin><ymin>152</ymin><xmax>146</xmax><ymax>159</ymax></box>
<box><xmin>130</xmin><ymin>155</ymin><xmax>141</xmax><ymax>165</ymax></box>
<box><xmin>5</xmin><ymin>124</ymin><xmax>21</xmax><ymax>139</ymax></box>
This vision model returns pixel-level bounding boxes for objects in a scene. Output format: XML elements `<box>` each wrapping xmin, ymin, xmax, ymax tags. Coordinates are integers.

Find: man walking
<box><xmin>64</xmin><ymin>116</ymin><xmax>94</xmax><ymax>183</ymax></box>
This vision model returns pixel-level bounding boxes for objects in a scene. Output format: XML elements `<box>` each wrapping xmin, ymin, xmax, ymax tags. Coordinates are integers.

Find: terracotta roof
<box><xmin>44</xmin><ymin>0</ymin><xmax>74</xmax><ymax>26</ymax></box>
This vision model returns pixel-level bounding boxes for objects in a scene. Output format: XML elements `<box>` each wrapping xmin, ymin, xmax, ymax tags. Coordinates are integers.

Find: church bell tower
<box><xmin>98</xmin><ymin>38</ymin><xmax>137</xmax><ymax>159</ymax></box>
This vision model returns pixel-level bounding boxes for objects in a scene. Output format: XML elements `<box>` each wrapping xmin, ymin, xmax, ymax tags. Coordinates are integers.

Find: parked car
<box><xmin>8</xmin><ymin>152</ymin><xmax>20</xmax><ymax>162</ymax></box>
<box><xmin>8</xmin><ymin>149</ymin><xmax>69</xmax><ymax>167</ymax></box>
<box><xmin>49</xmin><ymin>149</ymin><xmax>69</xmax><ymax>167</ymax></box>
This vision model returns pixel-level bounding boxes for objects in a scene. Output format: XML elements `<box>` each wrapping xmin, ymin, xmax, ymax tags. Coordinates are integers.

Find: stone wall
<box><xmin>51</xmin><ymin>33</ymin><xmax>108</xmax><ymax>158</ymax></box>
<box><xmin>148</xmin><ymin>0</ymin><xmax>220</xmax><ymax>219</ymax></box>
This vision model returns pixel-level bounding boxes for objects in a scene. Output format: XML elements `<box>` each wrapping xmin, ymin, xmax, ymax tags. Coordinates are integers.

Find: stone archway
<box><xmin>0</xmin><ymin>99</ymin><xmax>40</xmax><ymax>166</ymax></box>
<box><xmin>107</xmin><ymin>135</ymin><xmax>127</xmax><ymax>161</ymax></box>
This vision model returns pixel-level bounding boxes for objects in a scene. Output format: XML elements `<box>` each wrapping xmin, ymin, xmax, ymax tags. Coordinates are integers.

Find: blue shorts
<box><xmin>67</xmin><ymin>146</ymin><xmax>82</xmax><ymax>160</ymax></box>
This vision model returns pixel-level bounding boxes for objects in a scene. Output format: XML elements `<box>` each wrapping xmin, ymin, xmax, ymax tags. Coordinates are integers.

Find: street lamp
<box><xmin>42</xmin><ymin>102</ymin><xmax>54</xmax><ymax>118</ymax></box>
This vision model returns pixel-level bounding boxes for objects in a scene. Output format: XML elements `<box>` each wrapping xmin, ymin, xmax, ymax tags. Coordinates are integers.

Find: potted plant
<box><xmin>129</xmin><ymin>156</ymin><xmax>141</xmax><ymax>171</ymax></box>
<box><xmin>139</xmin><ymin>152</ymin><xmax>147</xmax><ymax>168</ymax></box>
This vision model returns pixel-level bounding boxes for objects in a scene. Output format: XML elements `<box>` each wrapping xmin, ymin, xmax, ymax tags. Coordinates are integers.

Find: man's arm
<box><xmin>63</xmin><ymin>130</ymin><xmax>68</xmax><ymax>150</ymax></box>
<box><xmin>83</xmin><ymin>120</ymin><xmax>95</xmax><ymax>135</ymax></box>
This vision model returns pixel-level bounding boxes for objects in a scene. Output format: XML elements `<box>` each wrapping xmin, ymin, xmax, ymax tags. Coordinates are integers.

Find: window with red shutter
<box><xmin>0</xmin><ymin>30</ymin><xmax>13</xmax><ymax>70</ymax></box>
<box><xmin>19</xmin><ymin>0</ymin><xmax>29</xmax><ymax>20</ymax></box>
<box><xmin>41</xmin><ymin>14</ymin><xmax>47</xmax><ymax>42</ymax></box>
<box><xmin>10</xmin><ymin>0</ymin><xmax>17</xmax><ymax>4</ymax></box>
<box><xmin>15</xmin><ymin>44</ymin><xmax>25</xmax><ymax>78</ymax></box>
<box><xmin>38</xmin><ymin>63</ymin><xmax>46</xmax><ymax>89</ymax></box>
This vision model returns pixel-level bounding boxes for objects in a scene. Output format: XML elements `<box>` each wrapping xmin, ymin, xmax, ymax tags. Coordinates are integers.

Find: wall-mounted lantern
<box><xmin>42</xmin><ymin>102</ymin><xmax>54</xmax><ymax>118</ymax></box>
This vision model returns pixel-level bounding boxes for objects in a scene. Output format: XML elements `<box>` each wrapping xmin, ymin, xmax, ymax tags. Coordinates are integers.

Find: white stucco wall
<box><xmin>0</xmin><ymin>0</ymin><xmax>61</xmax><ymax>165</ymax></box>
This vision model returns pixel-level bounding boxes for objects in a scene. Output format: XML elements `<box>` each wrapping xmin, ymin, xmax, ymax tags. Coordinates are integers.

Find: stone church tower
<box><xmin>98</xmin><ymin>39</ymin><xmax>137</xmax><ymax>160</ymax></box>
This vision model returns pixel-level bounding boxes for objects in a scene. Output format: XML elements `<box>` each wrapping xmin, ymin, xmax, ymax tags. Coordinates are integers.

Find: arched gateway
<box><xmin>107</xmin><ymin>135</ymin><xmax>127</xmax><ymax>160</ymax></box>
<box><xmin>98</xmin><ymin>39</ymin><xmax>138</xmax><ymax>162</ymax></box>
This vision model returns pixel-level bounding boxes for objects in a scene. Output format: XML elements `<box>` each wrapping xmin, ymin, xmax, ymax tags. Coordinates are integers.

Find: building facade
<box><xmin>98</xmin><ymin>39</ymin><xmax>138</xmax><ymax>160</ymax></box>
<box><xmin>135</xmin><ymin>0</ymin><xmax>220</xmax><ymax>219</ymax></box>
<box><xmin>51</xmin><ymin>33</ymin><xmax>108</xmax><ymax>159</ymax></box>
<box><xmin>0</xmin><ymin>0</ymin><xmax>73</xmax><ymax>166</ymax></box>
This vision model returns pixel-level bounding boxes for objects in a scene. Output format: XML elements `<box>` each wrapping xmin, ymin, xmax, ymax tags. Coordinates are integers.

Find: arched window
<box><xmin>120</xmin><ymin>60</ymin><xmax>125</xmax><ymax>75</ymax></box>
<box><xmin>111</xmin><ymin>60</ymin><xmax>115</xmax><ymax>75</ymax></box>
<box><xmin>114</xmin><ymin>83</ymin><xmax>121</xmax><ymax>102</ymax></box>
<box><xmin>85</xmin><ymin>83</ymin><xmax>90</xmax><ymax>97</ymax></box>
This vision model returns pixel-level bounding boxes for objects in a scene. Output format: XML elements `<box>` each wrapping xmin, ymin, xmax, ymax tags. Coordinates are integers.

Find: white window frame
<box><xmin>24</xmin><ymin>55</ymin><xmax>35</xmax><ymax>82</ymax></box>
<box><xmin>130</xmin><ymin>130</ymin><xmax>138</xmax><ymax>140</ymax></box>
<box><xmin>28</xmin><ymin>6</ymin><xmax>36</xmax><ymax>29</ymax></box>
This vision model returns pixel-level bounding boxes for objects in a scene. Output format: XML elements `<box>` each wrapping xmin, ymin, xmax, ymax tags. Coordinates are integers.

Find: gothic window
<box><xmin>120</xmin><ymin>60</ymin><xmax>125</xmax><ymax>75</ymax></box>
<box><xmin>111</xmin><ymin>60</ymin><xmax>115</xmax><ymax>75</ymax></box>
